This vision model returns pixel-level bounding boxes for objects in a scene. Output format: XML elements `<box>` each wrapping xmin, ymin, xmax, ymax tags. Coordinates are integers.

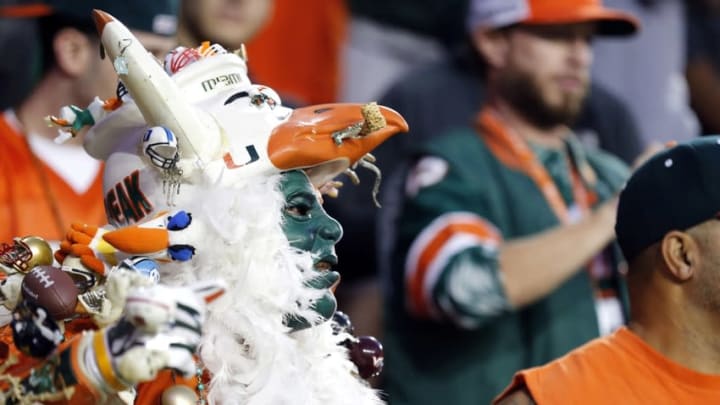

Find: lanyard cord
<box><xmin>476</xmin><ymin>108</ymin><xmax>596</xmax><ymax>223</ymax></box>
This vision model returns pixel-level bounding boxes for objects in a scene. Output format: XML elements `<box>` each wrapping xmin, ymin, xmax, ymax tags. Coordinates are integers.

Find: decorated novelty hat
<box><xmin>466</xmin><ymin>0</ymin><xmax>639</xmax><ymax>36</ymax></box>
<box><xmin>616</xmin><ymin>137</ymin><xmax>720</xmax><ymax>262</ymax></box>
<box><xmin>89</xmin><ymin>9</ymin><xmax>408</xmax><ymax>191</ymax></box>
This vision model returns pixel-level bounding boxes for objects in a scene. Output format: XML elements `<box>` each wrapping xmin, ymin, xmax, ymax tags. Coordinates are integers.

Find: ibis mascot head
<box><xmin>59</xmin><ymin>9</ymin><xmax>408</xmax><ymax>404</ymax></box>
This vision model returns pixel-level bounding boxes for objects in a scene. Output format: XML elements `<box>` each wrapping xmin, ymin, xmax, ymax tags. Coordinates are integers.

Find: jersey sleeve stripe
<box><xmin>405</xmin><ymin>212</ymin><xmax>501</xmax><ymax>318</ymax></box>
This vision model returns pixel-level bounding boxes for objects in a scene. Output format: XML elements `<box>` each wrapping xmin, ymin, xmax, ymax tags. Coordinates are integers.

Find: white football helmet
<box><xmin>142</xmin><ymin>126</ymin><xmax>179</xmax><ymax>169</ymax></box>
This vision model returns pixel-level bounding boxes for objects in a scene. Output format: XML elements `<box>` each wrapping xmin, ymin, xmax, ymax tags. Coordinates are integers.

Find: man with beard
<box><xmin>382</xmin><ymin>1</ymin><xmax>641</xmax><ymax>404</ymax></box>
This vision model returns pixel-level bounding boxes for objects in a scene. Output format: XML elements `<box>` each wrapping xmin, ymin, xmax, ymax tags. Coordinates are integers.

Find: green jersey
<box><xmin>383</xmin><ymin>116</ymin><xmax>629</xmax><ymax>405</ymax></box>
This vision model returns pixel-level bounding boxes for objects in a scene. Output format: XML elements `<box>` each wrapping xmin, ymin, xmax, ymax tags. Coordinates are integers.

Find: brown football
<box><xmin>21</xmin><ymin>265</ymin><xmax>79</xmax><ymax>320</ymax></box>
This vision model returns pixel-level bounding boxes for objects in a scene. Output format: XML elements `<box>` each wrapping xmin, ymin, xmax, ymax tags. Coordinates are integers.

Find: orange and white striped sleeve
<box><xmin>404</xmin><ymin>212</ymin><xmax>510</xmax><ymax>329</ymax></box>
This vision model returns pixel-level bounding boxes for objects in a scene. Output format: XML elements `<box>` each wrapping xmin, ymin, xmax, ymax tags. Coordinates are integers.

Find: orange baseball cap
<box><xmin>467</xmin><ymin>0</ymin><xmax>639</xmax><ymax>36</ymax></box>
<box><xmin>0</xmin><ymin>4</ymin><xmax>52</xmax><ymax>18</ymax></box>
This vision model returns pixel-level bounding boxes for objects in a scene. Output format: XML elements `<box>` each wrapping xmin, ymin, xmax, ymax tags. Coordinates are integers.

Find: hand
<box><xmin>632</xmin><ymin>142</ymin><xmax>664</xmax><ymax>170</ymax></box>
<box><xmin>592</xmin><ymin>196</ymin><xmax>620</xmax><ymax>245</ymax></box>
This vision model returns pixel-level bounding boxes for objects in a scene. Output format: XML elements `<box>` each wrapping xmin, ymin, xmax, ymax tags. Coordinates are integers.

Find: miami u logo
<box><xmin>223</xmin><ymin>145</ymin><xmax>259</xmax><ymax>169</ymax></box>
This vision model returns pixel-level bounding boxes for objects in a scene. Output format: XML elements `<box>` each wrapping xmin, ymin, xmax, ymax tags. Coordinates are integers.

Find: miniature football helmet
<box><xmin>118</xmin><ymin>256</ymin><xmax>161</xmax><ymax>284</ymax></box>
<box><xmin>142</xmin><ymin>126</ymin><xmax>179</xmax><ymax>169</ymax></box>
<box><xmin>163</xmin><ymin>46</ymin><xmax>202</xmax><ymax>75</ymax></box>
<box><xmin>0</xmin><ymin>236</ymin><xmax>53</xmax><ymax>274</ymax></box>
<box><xmin>11</xmin><ymin>299</ymin><xmax>64</xmax><ymax>358</ymax></box>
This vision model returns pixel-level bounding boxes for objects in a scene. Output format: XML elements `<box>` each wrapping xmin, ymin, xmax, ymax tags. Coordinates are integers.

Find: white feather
<box><xmin>158</xmin><ymin>173</ymin><xmax>383</xmax><ymax>405</ymax></box>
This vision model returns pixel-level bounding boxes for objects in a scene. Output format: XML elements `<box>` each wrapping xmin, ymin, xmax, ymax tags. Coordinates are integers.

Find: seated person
<box><xmin>495</xmin><ymin>137</ymin><xmax>720</xmax><ymax>404</ymax></box>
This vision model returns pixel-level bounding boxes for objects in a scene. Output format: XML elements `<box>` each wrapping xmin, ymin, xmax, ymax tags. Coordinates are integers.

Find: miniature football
<box><xmin>21</xmin><ymin>265</ymin><xmax>79</xmax><ymax>320</ymax></box>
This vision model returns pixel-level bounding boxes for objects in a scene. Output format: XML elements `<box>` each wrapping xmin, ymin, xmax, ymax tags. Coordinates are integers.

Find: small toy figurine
<box><xmin>46</xmin><ymin>81</ymin><xmax>129</xmax><ymax>143</ymax></box>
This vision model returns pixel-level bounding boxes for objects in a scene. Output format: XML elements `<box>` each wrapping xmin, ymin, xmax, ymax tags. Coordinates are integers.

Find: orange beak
<box><xmin>267</xmin><ymin>103</ymin><xmax>409</xmax><ymax>186</ymax></box>
<box><xmin>92</xmin><ymin>9</ymin><xmax>113</xmax><ymax>34</ymax></box>
<box><xmin>102</xmin><ymin>227</ymin><xmax>170</xmax><ymax>254</ymax></box>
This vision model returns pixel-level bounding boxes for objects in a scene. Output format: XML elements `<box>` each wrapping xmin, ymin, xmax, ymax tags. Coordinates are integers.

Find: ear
<box><xmin>52</xmin><ymin>27</ymin><xmax>93</xmax><ymax>77</ymax></box>
<box><xmin>660</xmin><ymin>231</ymin><xmax>697</xmax><ymax>281</ymax></box>
<box><xmin>471</xmin><ymin>28</ymin><xmax>510</xmax><ymax>69</ymax></box>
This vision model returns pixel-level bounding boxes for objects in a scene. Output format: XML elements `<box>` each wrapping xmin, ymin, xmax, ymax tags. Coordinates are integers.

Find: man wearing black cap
<box><xmin>495</xmin><ymin>137</ymin><xmax>720</xmax><ymax>404</ymax></box>
<box><xmin>0</xmin><ymin>0</ymin><xmax>176</xmax><ymax>244</ymax></box>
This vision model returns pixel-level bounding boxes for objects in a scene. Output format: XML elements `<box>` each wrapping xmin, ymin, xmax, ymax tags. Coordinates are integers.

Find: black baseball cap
<box><xmin>0</xmin><ymin>0</ymin><xmax>177</xmax><ymax>36</ymax></box>
<box><xmin>616</xmin><ymin>136</ymin><xmax>720</xmax><ymax>262</ymax></box>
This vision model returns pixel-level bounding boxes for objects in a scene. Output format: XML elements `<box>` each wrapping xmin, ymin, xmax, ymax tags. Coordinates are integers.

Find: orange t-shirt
<box><xmin>0</xmin><ymin>113</ymin><xmax>106</xmax><ymax>243</ymax></box>
<box><xmin>244</xmin><ymin>0</ymin><xmax>348</xmax><ymax>105</ymax></box>
<box><xmin>495</xmin><ymin>327</ymin><xmax>720</xmax><ymax>404</ymax></box>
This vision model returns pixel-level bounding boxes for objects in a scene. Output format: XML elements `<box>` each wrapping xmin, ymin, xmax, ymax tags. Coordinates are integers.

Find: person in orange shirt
<box><xmin>0</xmin><ymin>0</ymin><xmax>177</xmax><ymax>244</ymax></box>
<box><xmin>176</xmin><ymin>0</ymin><xmax>273</xmax><ymax>51</ymax></box>
<box><xmin>243</xmin><ymin>0</ymin><xmax>347</xmax><ymax>105</ymax></box>
<box><xmin>176</xmin><ymin>0</ymin><xmax>347</xmax><ymax>106</ymax></box>
<box><xmin>495</xmin><ymin>137</ymin><xmax>720</xmax><ymax>404</ymax></box>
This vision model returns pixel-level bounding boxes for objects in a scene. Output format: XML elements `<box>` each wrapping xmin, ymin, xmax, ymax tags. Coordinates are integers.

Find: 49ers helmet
<box><xmin>0</xmin><ymin>236</ymin><xmax>53</xmax><ymax>274</ymax></box>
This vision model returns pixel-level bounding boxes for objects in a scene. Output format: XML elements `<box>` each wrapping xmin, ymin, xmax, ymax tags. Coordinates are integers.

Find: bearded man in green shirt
<box><xmin>382</xmin><ymin>1</ymin><xmax>644</xmax><ymax>404</ymax></box>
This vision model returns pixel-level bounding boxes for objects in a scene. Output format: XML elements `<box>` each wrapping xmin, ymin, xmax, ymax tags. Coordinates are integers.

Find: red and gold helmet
<box><xmin>0</xmin><ymin>236</ymin><xmax>53</xmax><ymax>273</ymax></box>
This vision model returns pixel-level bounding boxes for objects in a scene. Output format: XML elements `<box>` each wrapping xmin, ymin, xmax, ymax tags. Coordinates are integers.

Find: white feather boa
<box><xmin>158</xmin><ymin>174</ymin><xmax>384</xmax><ymax>405</ymax></box>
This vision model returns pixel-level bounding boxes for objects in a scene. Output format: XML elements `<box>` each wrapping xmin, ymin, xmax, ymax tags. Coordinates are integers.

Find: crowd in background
<box><xmin>3</xmin><ymin>0</ymin><xmax>720</xmax><ymax>403</ymax></box>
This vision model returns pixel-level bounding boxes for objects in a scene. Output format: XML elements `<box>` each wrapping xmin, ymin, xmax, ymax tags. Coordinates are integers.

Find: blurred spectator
<box><xmin>176</xmin><ymin>0</ymin><xmax>272</xmax><ymax>49</ymax></box>
<box><xmin>380</xmin><ymin>0</ymin><xmax>640</xmax><ymax>403</ymax></box>
<box><xmin>327</xmin><ymin>7</ymin><xmax>644</xmax><ymax>342</ymax></box>
<box><xmin>245</xmin><ymin>0</ymin><xmax>347</xmax><ymax>105</ymax></box>
<box><xmin>340</xmin><ymin>0</ymin><xmax>468</xmax><ymax>102</ymax></box>
<box><xmin>177</xmin><ymin>0</ymin><xmax>347</xmax><ymax>106</ymax></box>
<box><xmin>592</xmin><ymin>0</ymin><xmax>699</xmax><ymax>144</ymax></box>
<box><xmin>0</xmin><ymin>1</ymin><xmax>41</xmax><ymax>110</ymax></box>
<box><xmin>495</xmin><ymin>137</ymin><xmax>720</xmax><ymax>405</ymax></box>
<box><xmin>686</xmin><ymin>0</ymin><xmax>720</xmax><ymax>134</ymax></box>
<box><xmin>0</xmin><ymin>0</ymin><xmax>177</xmax><ymax>243</ymax></box>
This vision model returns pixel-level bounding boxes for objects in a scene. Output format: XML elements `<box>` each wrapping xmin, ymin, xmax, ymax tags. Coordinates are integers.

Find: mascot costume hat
<box><xmin>32</xmin><ymin>9</ymin><xmax>407</xmax><ymax>405</ymax></box>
